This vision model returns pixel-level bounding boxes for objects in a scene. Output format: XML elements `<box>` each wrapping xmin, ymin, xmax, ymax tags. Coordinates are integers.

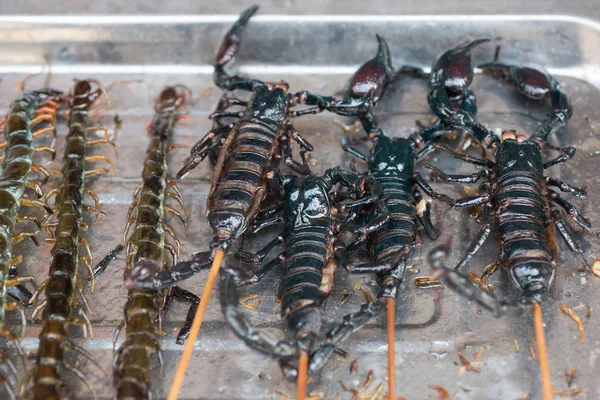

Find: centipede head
<box><xmin>154</xmin><ymin>85</ymin><xmax>192</xmax><ymax>114</ymax></box>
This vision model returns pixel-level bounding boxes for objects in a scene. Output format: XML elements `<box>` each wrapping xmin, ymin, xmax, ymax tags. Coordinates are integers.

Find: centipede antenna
<box><xmin>168</xmin><ymin>249</ymin><xmax>224</xmax><ymax>400</ymax></box>
<box><xmin>533</xmin><ymin>302</ymin><xmax>552</xmax><ymax>400</ymax></box>
<box><xmin>297</xmin><ymin>350</ymin><xmax>309</xmax><ymax>400</ymax></box>
<box><xmin>386</xmin><ymin>297</ymin><xmax>396</xmax><ymax>400</ymax></box>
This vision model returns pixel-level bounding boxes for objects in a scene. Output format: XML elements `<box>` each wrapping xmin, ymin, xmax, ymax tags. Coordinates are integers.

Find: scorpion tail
<box><xmin>214</xmin><ymin>5</ymin><xmax>259</xmax><ymax>68</ymax></box>
<box><xmin>213</xmin><ymin>5</ymin><xmax>262</xmax><ymax>91</ymax></box>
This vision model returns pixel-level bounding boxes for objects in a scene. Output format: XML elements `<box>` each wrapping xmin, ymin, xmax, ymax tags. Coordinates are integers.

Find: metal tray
<box><xmin>1</xmin><ymin>14</ymin><xmax>599</xmax><ymax>399</ymax></box>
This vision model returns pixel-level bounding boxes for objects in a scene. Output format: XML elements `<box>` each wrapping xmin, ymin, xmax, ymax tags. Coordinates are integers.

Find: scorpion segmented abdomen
<box><xmin>494</xmin><ymin>170</ymin><xmax>555</xmax><ymax>292</ymax></box>
<box><xmin>279</xmin><ymin>225</ymin><xmax>329</xmax><ymax>318</ymax></box>
<box><xmin>209</xmin><ymin>118</ymin><xmax>279</xmax><ymax>245</ymax></box>
<box><xmin>369</xmin><ymin>174</ymin><xmax>417</xmax><ymax>260</ymax></box>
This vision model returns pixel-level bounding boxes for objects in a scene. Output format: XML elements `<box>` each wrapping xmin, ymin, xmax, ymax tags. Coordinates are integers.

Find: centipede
<box><xmin>0</xmin><ymin>89</ymin><xmax>61</xmax><ymax>399</ymax></box>
<box><xmin>114</xmin><ymin>86</ymin><xmax>198</xmax><ymax>399</ymax></box>
<box><xmin>22</xmin><ymin>79</ymin><xmax>118</xmax><ymax>400</ymax></box>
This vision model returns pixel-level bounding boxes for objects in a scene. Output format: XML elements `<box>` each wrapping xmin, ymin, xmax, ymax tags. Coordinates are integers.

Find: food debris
<box><xmin>338</xmin><ymin>290</ymin><xmax>352</xmax><ymax>306</ymax></box>
<box><xmin>258</xmin><ymin>371</ymin><xmax>265</xmax><ymax>380</ymax></box>
<box><xmin>468</xmin><ymin>272</ymin><xmax>494</xmax><ymax>293</ymax></box>
<box><xmin>339</xmin><ymin>370</ymin><xmax>376</xmax><ymax>399</ymax></box>
<box><xmin>306</xmin><ymin>153</ymin><xmax>319</xmax><ymax>166</ymax></box>
<box><xmin>239</xmin><ymin>293</ymin><xmax>261</xmax><ymax>311</ymax></box>
<box><xmin>428</xmin><ymin>384</ymin><xmax>450</xmax><ymax>399</ymax></box>
<box><xmin>513</xmin><ymin>339</ymin><xmax>520</xmax><ymax>352</ymax></box>
<box><xmin>565</xmin><ymin>368</ymin><xmax>577</xmax><ymax>388</ymax></box>
<box><xmin>276</xmin><ymin>391</ymin><xmax>325</xmax><ymax>400</ymax></box>
<box><xmin>475</xmin><ymin>346</ymin><xmax>485</xmax><ymax>359</ymax></box>
<box><xmin>457</xmin><ymin>352</ymin><xmax>481</xmax><ymax>373</ymax></box>
<box><xmin>415</xmin><ymin>277</ymin><xmax>443</xmax><ymax>288</ymax></box>
<box><xmin>359</xmin><ymin>287</ymin><xmax>374</xmax><ymax>303</ymax></box>
<box><xmin>274</xmin><ymin>291</ymin><xmax>280</xmax><ymax>303</ymax></box>
<box><xmin>353</xmin><ymin>279</ymin><xmax>362</xmax><ymax>292</ymax></box>
<box><xmin>334</xmin><ymin>348</ymin><xmax>349</xmax><ymax>358</ymax></box>
<box><xmin>529</xmin><ymin>346</ymin><xmax>536</xmax><ymax>359</ymax></box>
<box><xmin>350</xmin><ymin>359</ymin><xmax>359</xmax><ymax>375</ymax></box>
<box><xmin>591</xmin><ymin>257</ymin><xmax>600</xmax><ymax>277</ymax></box>
<box><xmin>336</xmin><ymin>357</ymin><xmax>350</xmax><ymax>364</ymax></box>
<box><xmin>416</xmin><ymin>199</ymin><xmax>428</xmax><ymax>217</ymax></box>
<box><xmin>552</xmin><ymin>388</ymin><xmax>583</xmax><ymax>397</ymax></box>
<box><xmin>560</xmin><ymin>303</ymin><xmax>585</xmax><ymax>341</ymax></box>
<box><xmin>334</xmin><ymin>119</ymin><xmax>362</xmax><ymax>134</ymax></box>
<box><xmin>201</xmin><ymin>87</ymin><xmax>212</xmax><ymax>97</ymax></box>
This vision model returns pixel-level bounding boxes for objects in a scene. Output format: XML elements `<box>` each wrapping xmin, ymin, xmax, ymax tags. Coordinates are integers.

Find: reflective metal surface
<box><xmin>0</xmin><ymin>14</ymin><xmax>598</xmax><ymax>399</ymax></box>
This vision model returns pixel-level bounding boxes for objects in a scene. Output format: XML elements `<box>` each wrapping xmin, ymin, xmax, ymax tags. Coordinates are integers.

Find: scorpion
<box><xmin>23</xmin><ymin>79</ymin><xmax>118</xmax><ymax>400</ymax></box>
<box><xmin>127</xmin><ymin>5</ymin><xmax>396</xmax><ymax>290</ymax></box>
<box><xmin>219</xmin><ymin>168</ymin><xmax>388</xmax><ymax>381</ymax></box>
<box><xmin>424</xmin><ymin>62</ymin><xmax>588</xmax><ymax>314</ymax></box>
<box><xmin>114</xmin><ymin>86</ymin><xmax>199</xmax><ymax>400</ymax></box>
<box><xmin>0</xmin><ymin>89</ymin><xmax>60</xmax><ymax>399</ymax></box>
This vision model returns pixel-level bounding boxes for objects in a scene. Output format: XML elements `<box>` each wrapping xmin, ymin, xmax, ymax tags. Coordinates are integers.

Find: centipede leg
<box><xmin>165</xmin><ymin>192</ymin><xmax>189</xmax><ymax>218</ymax></box>
<box><xmin>164</xmin><ymin>206</ymin><xmax>188</xmax><ymax>234</ymax></box>
<box><xmin>85</xmin><ymin>155</ymin><xmax>117</xmax><ymax>176</ymax></box>
<box><xmin>25</xmin><ymin>181</ymin><xmax>44</xmax><ymax>199</ymax></box>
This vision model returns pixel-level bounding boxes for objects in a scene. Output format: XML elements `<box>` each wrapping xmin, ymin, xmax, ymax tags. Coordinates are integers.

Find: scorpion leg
<box><xmin>426</xmin><ymin>143</ymin><xmax>489</xmax><ymax>165</ymax></box>
<box><xmin>550</xmin><ymin>207</ymin><xmax>588</xmax><ymax>270</ymax></box>
<box><xmin>126</xmin><ymin>250</ymin><xmax>213</xmax><ymax>290</ymax></box>
<box><xmin>340</xmin><ymin>136</ymin><xmax>369</xmax><ymax>163</ymax></box>
<box><xmin>163</xmin><ymin>286</ymin><xmax>201</xmax><ymax>345</ymax></box>
<box><xmin>546</xmin><ymin>177</ymin><xmax>586</xmax><ymax>198</ymax></box>
<box><xmin>454</xmin><ymin>185</ymin><xmax>493</xmax><ymax>271</ymax></box>
<box><xmin>220</xmin><ymin>268</ymin><xmax>297</xmax><ymax>358</ymax></box>
<box><xmin>234</xmin><ymin>235</ymin><xmax>284</xmax><ymax>264</ymax></box>
<box><xmin>414</xmin><ymin>188</ymin><xmax>438</xmax><ymax>240</ymax></box>
<box><xmin>288</xmin><ymin>125</ymin><xmax>314</xmax><ymax>152</ymax></box>
<box><xmin>213</xmin><ymin>5</ymin><xmax>264</xmax><ymax>91</ymax></box>
<box><xmin>188</xmin><ymin>124</ymin><xmax>233</xmax><ymax>156</ymax></box>
<box><xmin>413</xmin><ymin>172</ymin><xmax>455</xmax><ymax>206</ymax></box>
<box><xmin>282</xmin><ymin>137</ymin><xmax>311</xmax><ymax>175</ymax></box>
<box><xmin>424</xmin><ymin>163</ymin><xmax>487</xmax><ymax>183</ymax></box>
<box><xmin>178</xmin><ymin>137</ymin><xmax>226</xmax><ymax>179</ymax></box>
<box><xmin>548</xmin><ymin>190</ymin><xmax>591</xmax><ymax>230</ymax></box>
<box><xmin>307</xmin><ymin>299</ymin><xmax>388</xmax><ymax>376</ymax></box>
<box><xmin>543</xmin><ymin>146</ymin><xmax>575</xmax><ymax>169</ymax></box>
<box><xmin>237</xmin><ymin>253</ymin><xmax>286</xmax><ymax>287</ymax></box>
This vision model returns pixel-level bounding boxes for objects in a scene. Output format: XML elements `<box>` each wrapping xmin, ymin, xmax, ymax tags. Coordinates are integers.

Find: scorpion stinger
<box><xmin>479</xmin><ymin>60</ymin><xmax>572</xmax><ymax>141</ymax></box>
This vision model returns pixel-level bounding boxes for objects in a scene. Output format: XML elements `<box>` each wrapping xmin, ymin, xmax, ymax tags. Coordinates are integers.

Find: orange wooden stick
<box><xmin>387</xmin><ymin>297</ymin><xmax>396</xmax><ymax>400</ymax></box>
<box><xmin>167</xmin><ymin>249</ymin><xmax>224</xmax><ymax>400</ymax></box>
<box><xmin>533</xmin><ymin>302</ymin><xmax>552</xmax><ymax>400</ymax></box>
<box><xmin>297</xmin><ymin>350</ymin><xmax>309</xmax><ymax>400</ymax></box>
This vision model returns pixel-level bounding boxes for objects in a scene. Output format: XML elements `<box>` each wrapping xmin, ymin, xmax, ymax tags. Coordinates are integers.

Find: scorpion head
<box><xmin>495</xmin><ymin>130</ymin><xmax>544</xmax><ymax>177</ymax></box>
<box><xmin>344</xmin><ymin>35</ymin><xmax>394</xmax><ymax>107</ymax></box>
<box><xmin>249</xmin><ymin>84</ymin><xmax>289</xmax><ymax>122</ymax></box>
<box><xmin>369</xmin><ymin>135</ymin><xmax>415</xmax><ymax>175</ymax></box>
<box><xmin>430</xmin><ymin>38</ymin><xmax>489</xmax><ymax>101</ymax></box>
<box><xmin>284</xmin><ymin>174</ymin><xmax>330</xmax><ymax>227</ymax></box>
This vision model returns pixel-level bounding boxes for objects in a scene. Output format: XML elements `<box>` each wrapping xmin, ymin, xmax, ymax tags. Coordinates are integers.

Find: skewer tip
<box><xmin>297</xmin><ymin>350</ymin><xmax>309</xmax><ymax>400</ymax></box>
<box><xmin>387</xmin><ymin>297</ymin><xmax>396</xmax><ymax>400</ymax></box>
<box><xmin>167</xmin><ymin>249</ymin><xmax>224</xmax><ymax>400</ymax></box>
<box><xmin>533</xmin><ymin>302</ymin><xmax>553</xmax><ymax>400</ymax></box>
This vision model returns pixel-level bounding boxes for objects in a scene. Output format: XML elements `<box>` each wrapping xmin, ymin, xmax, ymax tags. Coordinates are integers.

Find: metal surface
<box><xmin>0</xmin><ymin>14</ymin><xmax>598</xmax><ymax>399</ymax></box>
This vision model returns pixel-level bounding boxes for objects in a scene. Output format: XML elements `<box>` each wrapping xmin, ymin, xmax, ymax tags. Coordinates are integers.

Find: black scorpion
<box><xmin>220</xmin><ymin>169</ymin><xmax>388</xmax><ymax>380</ymax></box>
<box><xmin>424</xmin><ymin>62</ymin><xmax>588</xmax><ymax>312</ymax></box>
<box><xmin>127</xmin><ymin>6</ymin><xmax>401</xmax><ymax>290</ymax></box>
